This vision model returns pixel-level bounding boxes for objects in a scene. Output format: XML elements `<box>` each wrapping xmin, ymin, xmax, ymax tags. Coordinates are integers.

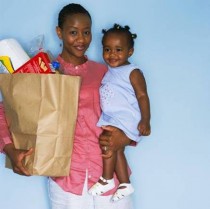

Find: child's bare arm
<box><xmin>130</xmin><ymin>69</ymin><xmax>151</xmax><ymax>136</ymax></box>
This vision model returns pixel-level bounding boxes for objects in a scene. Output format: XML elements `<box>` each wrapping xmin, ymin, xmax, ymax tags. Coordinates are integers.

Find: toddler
<box><xmin>89</xmin><ymin>24</ymin><xmax>151</xmax><ymax>202</ymax></box>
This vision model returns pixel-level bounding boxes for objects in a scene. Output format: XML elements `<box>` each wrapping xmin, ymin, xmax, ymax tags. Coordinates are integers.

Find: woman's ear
<box><xmin>128</xmin><ymin>48</ymin><xmax>134</xmax><ymax>57</ymax></box>
<box><xmin>56</xmin><ymin>26</ymin><xmax>62</xmax><ymax>40</ymax></box>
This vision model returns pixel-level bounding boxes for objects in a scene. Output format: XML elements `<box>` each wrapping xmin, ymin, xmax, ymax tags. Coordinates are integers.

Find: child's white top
<box><xmin>97</xmin><ymin>63</ymin><xmax>142</xmax><ymax>142</ymax></box>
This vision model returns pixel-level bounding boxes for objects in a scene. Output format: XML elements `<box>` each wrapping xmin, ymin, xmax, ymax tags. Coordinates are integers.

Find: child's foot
<box><xmin>88</xmin><ymin>176</ymin><xmax>115</xmax><ymax>196</ymax></box>
<box><xmin>111</xmin><ymin>183</ymin><xmax>134</xmax><ymax>202</ymax></box>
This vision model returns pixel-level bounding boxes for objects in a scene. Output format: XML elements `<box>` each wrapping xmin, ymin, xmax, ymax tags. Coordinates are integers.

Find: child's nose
<box><xmin>109</xmin><ymin>50</ymin><xmax>116</xmax><ymax>56</ymax></box>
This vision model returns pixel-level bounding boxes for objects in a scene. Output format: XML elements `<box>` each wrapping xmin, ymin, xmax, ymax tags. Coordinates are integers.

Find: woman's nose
<box><xmin>77</xmin><ymin>33</ymin><xmax>85</xmax><ymax>42</ymax></box>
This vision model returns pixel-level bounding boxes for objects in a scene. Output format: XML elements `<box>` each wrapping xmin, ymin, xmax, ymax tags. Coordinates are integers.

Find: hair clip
<box><xmin>114</xmin><ymin>23</ymin><xmax>121</xmax><ymax>29</ymax></box>
<box><xmin>132</xmin><ymin>34</ymin><xmax>137</xmax><ymax>39</ymax></box>
<box><xmin>124</xmin><ymin>25</ymin><xmax>130</xmax><ymax>31</ymax></box>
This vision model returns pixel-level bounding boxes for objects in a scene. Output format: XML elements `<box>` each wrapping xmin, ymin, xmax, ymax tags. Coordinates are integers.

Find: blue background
<box><xmin>0</xmin><ymin>0</ymin><xmax>210</xmax><ymax>208</ymax></box>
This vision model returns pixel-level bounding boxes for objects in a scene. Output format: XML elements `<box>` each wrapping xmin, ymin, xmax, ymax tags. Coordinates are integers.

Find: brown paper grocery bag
<box><xmin>0</xmin><ymin>74</ymin><xmax>81</xmax><ymax>176</ymax></box>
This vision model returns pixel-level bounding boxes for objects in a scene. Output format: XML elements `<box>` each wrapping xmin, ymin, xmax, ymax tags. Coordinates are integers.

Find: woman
<box><xmin>0</xmin><ymin>3</ymin><xmax>133</xmax><ymax>209</ymax></box>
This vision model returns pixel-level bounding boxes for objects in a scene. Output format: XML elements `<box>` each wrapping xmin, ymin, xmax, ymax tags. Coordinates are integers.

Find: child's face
<box><xmin>102</xmin><ymin>33</ymin><xmax>133</xmax><ymax>68</ymax></box>
<box><xmin>56</xmin><ymin>13</ymin><xmax>92</xmax><ymax>64</ymax></box>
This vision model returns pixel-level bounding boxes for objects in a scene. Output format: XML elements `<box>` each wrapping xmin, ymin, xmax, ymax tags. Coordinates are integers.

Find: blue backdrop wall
<box><xmin>0</xmin><ymin>0</ymin><xmax>210</xmax><ymax>209</ymax></box>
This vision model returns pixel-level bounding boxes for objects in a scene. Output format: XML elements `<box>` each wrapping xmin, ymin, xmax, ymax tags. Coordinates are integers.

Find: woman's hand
<box><xmin>99</xmin><ymin>126</ymin><xmax>131</xmax><ymax>158</ymax></box>
<box><xmin>3</xmin><ymin>143</ymin><xmax>33</xmax><ymax>176</ymax></box>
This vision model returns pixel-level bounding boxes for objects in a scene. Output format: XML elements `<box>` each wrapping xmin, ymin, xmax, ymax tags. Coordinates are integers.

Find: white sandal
<box><xmin>88</xmin><ymin>176</ymin><xmax>115</xmax><ymax>196</ymax></box>
<box><xmin>111</xmin><ymin>183</ymin><xmax>134</xmax><ymax>202</ymax></box>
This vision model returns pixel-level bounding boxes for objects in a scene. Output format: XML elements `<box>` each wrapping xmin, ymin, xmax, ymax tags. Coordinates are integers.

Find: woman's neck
<box><xmin>60</xmin><ymin>52</ymin><xmax>87</xmax><ymax>66</ymax></box>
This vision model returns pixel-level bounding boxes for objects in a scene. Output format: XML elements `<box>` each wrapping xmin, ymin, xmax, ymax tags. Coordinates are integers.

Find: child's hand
<box><xmin>138</xmin><ymin>120</ymin><xmax>151</xmax><ymax>136</ymax></box>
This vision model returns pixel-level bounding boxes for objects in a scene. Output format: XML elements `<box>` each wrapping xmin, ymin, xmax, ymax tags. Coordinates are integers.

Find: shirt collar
<box><xmin>56</xmin><ymin>55</ymin><xmax>89</xmax><ymax>76</ymax></box>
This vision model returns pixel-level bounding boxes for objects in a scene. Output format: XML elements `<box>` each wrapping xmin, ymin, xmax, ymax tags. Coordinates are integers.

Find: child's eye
<box><xmin>116</xmin><ymin>48</ymin><xmax>122</xmax><ymax>52</ymax></box>
<box><xmin>103</xmin><ymin>48</ymin><xmax>110</xmax><ymax>52</ymax></box>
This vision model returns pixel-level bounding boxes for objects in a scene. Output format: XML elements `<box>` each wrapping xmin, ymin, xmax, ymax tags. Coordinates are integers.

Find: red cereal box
<box><xmin>14</xmin><ymin>52</ymin><xmax>52</xmax><ymax>74</ymax></box>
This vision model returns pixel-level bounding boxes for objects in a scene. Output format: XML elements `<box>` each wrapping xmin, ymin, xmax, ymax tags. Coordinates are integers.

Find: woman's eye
<box><xmin>70</xmin><ymin>31</ymin><xmax>77</xmax><ymax>35</ymax></box>
<box><xmin>84</xmin><ymin>31</ymin><xmax>91</xmax><ymax>36</ymax></box>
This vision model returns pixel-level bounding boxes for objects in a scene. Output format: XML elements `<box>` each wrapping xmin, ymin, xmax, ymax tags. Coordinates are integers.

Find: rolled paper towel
<box><xmin>0</xmin><ymin>39</ymin><xmax>30</xmax><ymax>70</ymax></box>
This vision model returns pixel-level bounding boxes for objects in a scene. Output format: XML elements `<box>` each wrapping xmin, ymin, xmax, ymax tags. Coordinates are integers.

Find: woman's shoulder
<box><xmin>88</xmin><ymin>60</ymin><xmax>108</xmax><ymax>73</ymax></box>
<box><xmin>88</xmin><ymin>60</ymin><xmax>106</xmax><ymax>68</ymax></box>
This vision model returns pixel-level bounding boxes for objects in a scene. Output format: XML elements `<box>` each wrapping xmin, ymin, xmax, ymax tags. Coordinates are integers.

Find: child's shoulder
<box><xmin>129</xmin><ymin>63</ymin><xmax>143</xmax><ymax>74</ymax></box>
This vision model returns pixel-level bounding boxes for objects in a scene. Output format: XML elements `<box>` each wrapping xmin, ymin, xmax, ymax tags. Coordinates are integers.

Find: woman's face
<box><xmin>57</xmin><ymin>13</ymin><xmax>92</xmax><ymax>65</ymax></box>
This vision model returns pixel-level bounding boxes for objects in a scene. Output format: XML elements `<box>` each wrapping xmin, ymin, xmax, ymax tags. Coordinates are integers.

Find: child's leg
<box><xmin>112</xmin><ymin>147</ymin><xmax>134</xmax><ymax>202</ymax></box>
<box><xmin>101</xmin><ymin>148</ymin><xmax>117</xmax><ymax>181</ymax></box>
<box><xmin>88</xmin><ymin>132</ymin><xmax>116</xmax><ymax>196</ymax></box>
<box><xmin>115</xmin><ymin>147</ymin><xmax>130</xmax><ymax>184</ymax></box>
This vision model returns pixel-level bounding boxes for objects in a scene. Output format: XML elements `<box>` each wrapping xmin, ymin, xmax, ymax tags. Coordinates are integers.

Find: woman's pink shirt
<box><xmin>52</xmin><ymin>56</ymin><xmax>120</xmax><ymax>195</ymax></box>
<box><xmin>0</xmin><ymin>102</ymin><xmax>12</xmax><ymax>152</ymax></box>
<box><xmin>0</xmin><ymin>56</ymin><xmax>123</xmax><ymax>195</ymax></box>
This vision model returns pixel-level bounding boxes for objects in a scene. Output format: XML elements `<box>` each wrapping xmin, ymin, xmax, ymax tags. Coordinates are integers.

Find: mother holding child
<box><xmin>0</xmin><ymin>3</ymin><xmax>151</xmax><ymax>209</ymax></box>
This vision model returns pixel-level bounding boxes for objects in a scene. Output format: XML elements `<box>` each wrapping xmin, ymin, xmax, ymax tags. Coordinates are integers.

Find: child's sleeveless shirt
<box><xmin>97</xmin><ymin>63</ymin><xmax>142</xmax><ymax>142</ymax></box>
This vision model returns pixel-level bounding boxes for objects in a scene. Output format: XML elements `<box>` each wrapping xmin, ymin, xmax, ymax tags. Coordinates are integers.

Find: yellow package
<box><xmin>0</xmin><ymin>56</ymin><xmax>14</xmax><ymax>73</ymax></box>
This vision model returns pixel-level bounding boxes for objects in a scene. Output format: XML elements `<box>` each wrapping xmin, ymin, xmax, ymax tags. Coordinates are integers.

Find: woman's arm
<box><xmin>0</xmin><ymin>102</ymin><xmax>13</xmax><ymax>152</ymax></box>
<box><xmin>0</xmin><ymin>102</ymin><xmax>33</xmax><ymax>176</ymax></box>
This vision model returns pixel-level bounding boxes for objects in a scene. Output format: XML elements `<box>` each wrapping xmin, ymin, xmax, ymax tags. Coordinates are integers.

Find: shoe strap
<box><xmin>99</xmin><ymin>176</ymin><xmax>108</xmax><ymax>183</ymax></box>
<box><xmin>99</xmin><ymin>176</ymin><xmax>114</xmax><ymax>183</ymax></box>
<box><xmin>118</xmin><ymin>183</ymin><xmax>131</xmax><ymax>188</ymax></box>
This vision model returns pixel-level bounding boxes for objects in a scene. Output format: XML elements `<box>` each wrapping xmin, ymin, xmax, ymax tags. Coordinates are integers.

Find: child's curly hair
<box><xmin>102</xmin><ymin>23</ymin><xmax>137</xmax><ymax>48</ymax></box>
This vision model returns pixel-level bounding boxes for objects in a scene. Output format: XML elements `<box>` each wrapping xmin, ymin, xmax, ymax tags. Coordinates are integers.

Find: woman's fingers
<box><xmin>23</xmin><ymin>148</ymin><xmax>33</xmax><ymax>157</ymax></box>
<box><xmin>13</xmin><ymin>148</ymin><xmax>33</xmax><ymax>176</ymax></box>
<box><xmin>102</xmin><ymin>150</ymin><xmax>113</xmax><ymax>159</ymax></box>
